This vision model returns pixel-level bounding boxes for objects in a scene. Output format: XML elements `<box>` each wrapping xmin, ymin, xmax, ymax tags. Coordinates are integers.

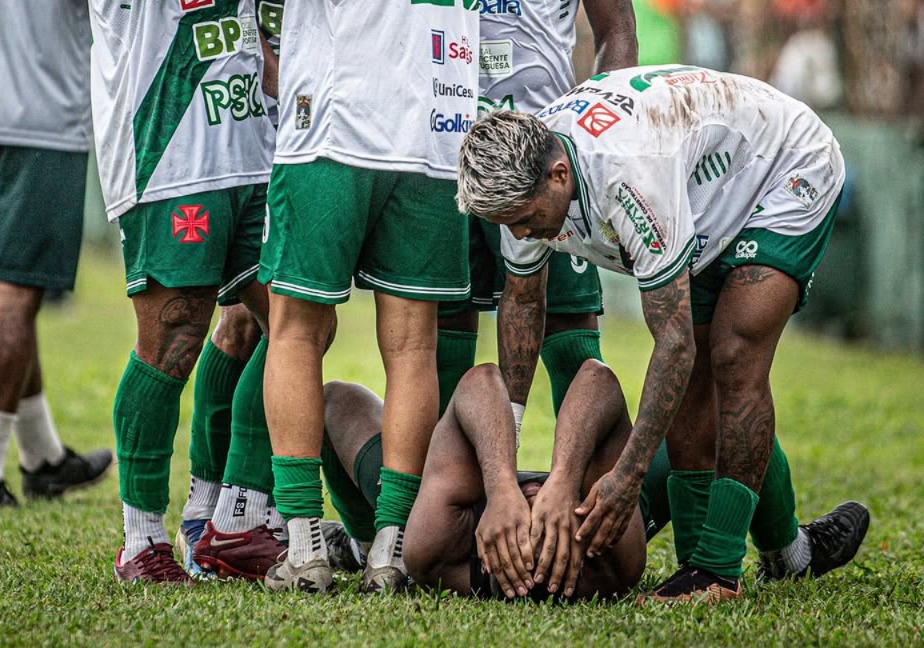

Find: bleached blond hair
<box><xmin>456</xmin><ymin>111</ymin><xmax>558</xmax><ymax>219</ymax></box>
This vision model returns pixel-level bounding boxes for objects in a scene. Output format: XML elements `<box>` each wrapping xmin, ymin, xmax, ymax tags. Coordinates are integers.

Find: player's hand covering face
<box><xmin>475</xmin><ymin>490</ymin><xmax>535</xmax><ymax>599</ymax></box>
<box><xmin>528</xmin><ymin>482</ymin><xmax>585</xmax><ymax>599</ymax></box>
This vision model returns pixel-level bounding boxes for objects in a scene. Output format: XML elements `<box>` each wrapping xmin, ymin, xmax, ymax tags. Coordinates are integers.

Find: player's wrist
<box><xmin>511</xmin><ymin>401</ymin><xmax>525</xmax><ymax>448</ymax></box>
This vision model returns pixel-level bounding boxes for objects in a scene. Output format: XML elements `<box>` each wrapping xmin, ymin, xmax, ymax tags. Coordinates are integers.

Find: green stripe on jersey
<box><xmin>132</xmin><ymin>2</ymin><xmax>238</xmax><ymax>201</ymax></box>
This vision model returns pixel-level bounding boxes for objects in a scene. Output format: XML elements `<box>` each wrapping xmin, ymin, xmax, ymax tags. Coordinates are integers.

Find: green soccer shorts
<box><xmin>438</xmin><ymin>217</ymin><xmax>602</xmax><ymax>317</ymax></box>
<box><xmin>118</xmin><ymin>184</ymin><xmax>266</xmax><ymax>305</ymax></box>
<box><xmin>690</xmin><ymin>190</ymin><xmax>843</xmax><ymax>325</ymax></box>
<box><xmin>259</xmin><ymin>158</ymin><xmax>470</xmax><ymax>304</ymax></box>
<box><xmin>0</xmin><ymin>146</ymin><xmax>87</xmax><ymax>291</ymax></box>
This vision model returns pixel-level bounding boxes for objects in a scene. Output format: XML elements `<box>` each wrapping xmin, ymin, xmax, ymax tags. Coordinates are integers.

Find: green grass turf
<box><xmin>1</xmin><ymin>248</ymin><xmax>922</xmax><ymax>646</ymax></box>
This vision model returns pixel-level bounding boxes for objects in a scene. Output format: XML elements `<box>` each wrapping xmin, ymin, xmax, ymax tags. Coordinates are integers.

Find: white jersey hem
<box><xmin>105</xmin><ymin>171</ymin><xmax>271</xmax><ymax>222</ymax></box>
<box><xmin>0</xmin><ymin>130</ymin><xmax>91</xmax><ymax>154</ymax></box>
<box><xmin>273</xmin><ymin>148</ymin><xmax>457</xmax><ymax>181</ymax></box>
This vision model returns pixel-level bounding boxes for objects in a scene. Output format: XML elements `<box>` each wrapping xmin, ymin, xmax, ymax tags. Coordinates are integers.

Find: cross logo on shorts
<box><xmin>172</xmin><ymin>205</ymin><xmax>210</xmax><ymax>243</ymax></box>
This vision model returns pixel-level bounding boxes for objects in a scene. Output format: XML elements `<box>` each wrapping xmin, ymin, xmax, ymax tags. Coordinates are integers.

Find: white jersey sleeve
<box><xmin>0</xmin><ymin>0</ymin><xmax>92</xmax><ymax>152</ymax></box>
<box><xmin>500</xmin><ymin>228</ymin><xmax>554</xmax><ymax>277</ymax></box>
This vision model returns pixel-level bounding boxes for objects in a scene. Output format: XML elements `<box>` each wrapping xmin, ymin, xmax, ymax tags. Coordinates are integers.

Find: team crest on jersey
<box><xmin>295</xmin><ymin>95</ymin><xmax>312</xmax><ymax>130</ymax></box>
<box><xmin>180</xmin><ymin>0</ymin><xmax>214</xmax><ymax>11</ymax></box>
<box><xmin>577</xmin><ymin>103</ymin><xmax>620</xmax><ymax>138</ymax></box>
<box><xmin>172</xmin><ymin>205</ymin><xmax>210</xmax><ymax>243</ymax></box>
<box><xmin>784</xmin><ymin>174</ymin><xmax>819</xmax><ymax>207</ymax></box>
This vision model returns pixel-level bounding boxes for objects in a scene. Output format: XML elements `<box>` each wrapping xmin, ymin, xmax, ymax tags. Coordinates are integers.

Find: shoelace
<box><xmin>804</xmin><ymin>517</ymin><xmax>848</xmax><ymax>554</ymax></box>
<box><xmin>136</xmin><ymin>544</ymin><xmax>189</xmax><ymax>581</ymax></box>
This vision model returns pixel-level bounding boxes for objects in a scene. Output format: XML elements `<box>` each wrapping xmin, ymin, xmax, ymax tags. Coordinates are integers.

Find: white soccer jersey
<box><xmin>478</xmin><ymin>0</ymin><xmax>579</xmax><ymax>115</ymax></box>
<box><xmin>273</xmin><ymin>0</ymin><xmax>479</xmax><ymax>180</ymax></box>
<box><xmin>0</xmin><ymin>0</ymin><xmax>92</xmax><ymax>152</ymax></box>
<box><xmin>90</xmin><ymin>0</ymin><xmax>275</xmax><ymax>221</ymax></box>
<box><xmin>502</xmin><ymin>65</ymin><xmax>845</xmax><ymax>291</ymax></box>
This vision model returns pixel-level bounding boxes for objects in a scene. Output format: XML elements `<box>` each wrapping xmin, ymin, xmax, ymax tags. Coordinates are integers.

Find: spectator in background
<box><xmin>769</xmin><ymin>0</ymin><xmax>844</xmax><ymax>110</ymax></box>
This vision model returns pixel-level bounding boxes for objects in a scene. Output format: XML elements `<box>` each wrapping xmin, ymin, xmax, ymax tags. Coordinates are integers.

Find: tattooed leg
<box><xmin>710</xmin><ymin>265</ymin><xmax>798</xmax><ymax>491</ymax></box>
<box><xmin>132</xmin><ymin>281</ymin><xmax>218</xmax><ymax>379</ymax></box>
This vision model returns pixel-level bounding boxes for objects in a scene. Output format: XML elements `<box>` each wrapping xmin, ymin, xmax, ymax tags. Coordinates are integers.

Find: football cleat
<box><xmin>192</xmin><ymin>521</ymin><xmax>287</xmax><ymax>580</ymax></box>
<box><xmin>0</xmin><ymin>480</ymin><xmax>18</xmax><ymax>507</ymax></box>
<box><xmin>638</xmin><ymin>564</ymin><xmax>741</xmax><ymax>605</ymax></box>
<box><xmin>361</xmin><ymin>526</ymin><xmax>408</xmax><ymax>594</ymax></box>
<box><xmin>21</xmin><ymin>446</ymin><xmax>112</xmax><ymax>499</ymax></box>
<box><xmin>322</xmin><ymin>520</ymin><xmax>366</xmax><ymax>573</ymax></box>
<box><xmin>114</xmin><ymin>541</ymin><xmax>193</xmax><ymax>585</ymax></box>
<box><xmin>175</xmin><ymin>519</ymin><xmax>213</xmax><ymax>579</ymax></box>
<box><xmin>265</xmin><ymin>557</ymin><xmax>335</xmax><ymax>594</ymax></box>
<box><xmin>759</xmin><ymin>500</ymin><xmax>870</xmax><ymax>581</ymax></box>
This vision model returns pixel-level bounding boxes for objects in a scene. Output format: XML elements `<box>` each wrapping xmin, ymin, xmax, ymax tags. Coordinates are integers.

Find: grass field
<box><xmin>1</xmin><ymin>247</ymin><xmax>922</xmax><ymax>646</ymax></box>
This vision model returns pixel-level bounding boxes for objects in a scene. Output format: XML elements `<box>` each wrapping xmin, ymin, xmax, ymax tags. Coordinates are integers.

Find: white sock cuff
<box><xmin>17</xmin><ymin>393</ymin><xmax>48</xmax><ymax>418</ymax></box>
<box><xmin>0</xmin><ymin>412</ymin><xmax>16</xmax><ymax>481</ymax></box>
<box><xmin>288</xmin><ymin>517</ymin><xmax>327</xmax><ymax>566</ymax></box>
<box><xmin>182</xmin><ymin>477</ymin><xmax>222</xmax><ymax>521</ymax></box>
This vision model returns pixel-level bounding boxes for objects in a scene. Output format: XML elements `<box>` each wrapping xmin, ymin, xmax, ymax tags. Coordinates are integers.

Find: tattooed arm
<box><xmin>585</xmin><ymin>0</ymin><xmax>639</xmax><ymax>72</ymax></box>
<box><xmin>575</xmin><ymin>272</ymin><xmax>695</xmax><ymax>556</ymax></box>
<box><xmin>497</xmin><ymin>267</ymin><xmax>549</xmax><ymax>407</ymax></box>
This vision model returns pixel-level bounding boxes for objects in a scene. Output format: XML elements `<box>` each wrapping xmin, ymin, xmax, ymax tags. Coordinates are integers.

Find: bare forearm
<box><xmin>587</xmin><ymin>0</ymin><xmax>639</xmax><ymax>72</ymax></box>
<box><xmin>452</xmin><ymin>366</ymin><xmax>520</xmax><ymax>497</ymax></box>
<box><xmin>260</xmin><ymin>34</ymin><xmax>279</xmax><ymax>99</ymax></box>
<box><xmin>498</xmin><ymin>272</ymin><xmax>547</xmax><ymax>405</ymax></box>
<box><xmin>615</xmin><ymin>277</ymin><xmax>695</xmax><ymax>480</ymax></box>
<box><xmin>549</xmin><ymin>363</ymin><xmax>624</xmax><ymax>491</ymax></box>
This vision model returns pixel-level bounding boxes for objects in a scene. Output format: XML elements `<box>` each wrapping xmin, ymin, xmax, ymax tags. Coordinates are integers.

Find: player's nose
<box><xmin>509</xmin><ymin>224</ymin><xmax>531</xmax><ymax>240</ymax></box>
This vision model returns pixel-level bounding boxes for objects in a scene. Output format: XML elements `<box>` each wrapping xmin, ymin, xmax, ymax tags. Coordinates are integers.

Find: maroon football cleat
<box><xmin>192</xmin><ymin>521</ymin><xmax>287</xmax><ymax>580</ymax></box>
<box><xmin>114</xmin><ymin>542</ymin><xmax>193</xmax><ymax>585</ymax></box>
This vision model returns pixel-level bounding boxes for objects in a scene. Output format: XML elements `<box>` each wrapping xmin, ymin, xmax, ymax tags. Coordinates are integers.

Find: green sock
<box><xmin>436</xmin><ymin>329</ymin><xmax>477</xmax><ymax>416</ymax></box>
<box><xmin>374</xmin><ymin>468</ymin><xmax>421</xmax><ymax>532</ymax></box>
<box><xmin>189</xmin><ymin>340</ymin><xmax>247</xmax><ymax>483</ymax></box>
<box><xmin>321</xmin><ymin>442</ymin><xmax>376</xmax><ymax>543</ymax></box>
<box><xmin>539</xmin><ymin>329</ymin><xmax>602</xmax><ymax>416</ymax></box>
<box><xmin>749</xmin><ymin>436</ymin><xmax>799</xmax><ymax>552</ymax></box>
<box><xmin>667</xmin><ymin>469</ymin><xmax>714</xmax><ymax>564</ymax></box>
<box><xmin>222</xmin><ymin>338</ymin><xmax>274</xmax><ymax>494</ymax></box>
<box><xmin>689</xmin><ymin>478</ymin><xmax>760</xmax><ymax>579</ymax></box>
<box><xmin>113</xmin><ymin>352</ymin><xmax>187</xmax><ymax>513</ymax></box>
<box><xmin>272</xmin><ymin>456</ymin><xmax>324</xmax><ymax>521</ymax></box>
<box><xmin>639</xmin><ymin>441</ymin><xmax>672</xmax><ymax>541</ymax></box>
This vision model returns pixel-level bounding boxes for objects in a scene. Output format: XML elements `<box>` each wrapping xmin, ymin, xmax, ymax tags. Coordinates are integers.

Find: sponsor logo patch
<box><xmin>735</xmin><ymin>240</ymin><xmax>759</xmax><ymax>259</ymax></box>
<box><xmin>479</xmin><ymin>40</ymin><xmax>514</xmax><ymax>78</ymax></box>
<box><xmin>477</xmin><ymin>94</ymin><xmax>516</xmax><ymax>115</ymax></box>
<box><xmin>536</xmin><ymin>98</ymin><xmax>589</xmax><ymax>119</ymax></box>
<box><xmin>480</xmin><ymin>0</ymin><xmax>522</xmax><ymax>15</ymax></box>
<box><xmin>172</xmin><ymin>205</ymin><xmax>209</xmax><ymax>243</ymax></box>
<box><xmin>193</xmin><ymin>16</ymin><xmax>258</xmax><ymax>61</ymax></box>
<box><xmin>565</xmin><ymin>86</ymin><xmax>634</xmax><ymax>115</ymax></box>
<box><xmin>430</xmin><ymin>109</ymin><xmax>474</xmax><ymax>133</ymax></box>
<box><xmin>577</xmin><ymin>103</ymin><xmax>620</xmax><ymax>138</ymax></box>
<box><xmin>431</xmin><ymin>31</ymin><xmax>474</xmax><ymax>65</ymax></box>
<box><xmin>295</xmin><ymin>94</ymin><xmax>312</xmax><ymax>130</ymax></box>
<box><xmin>433</xmin><ymin>78</ymin><xmax>474</xmax><ymax>99</ymax></box>
<box><xmin>201</xmin><ymin>73</ymin><xmax>266</xmax><ymax>125</ymax></box>
<box><xmin>784</xmin><ymin>174</ymin><xmax>819</xmax><ymax>207</ymax></box>
<box><xmin>616</xmin><ymin>183</ymin><xmax>666</xmax><ymax>255</ymax></box>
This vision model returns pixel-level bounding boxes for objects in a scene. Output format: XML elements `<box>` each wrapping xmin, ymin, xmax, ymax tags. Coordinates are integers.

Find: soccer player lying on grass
<box><xmin>322</xmin><ymin>360</ymin><xmax>652</xmax><ymax>599</ymax></box>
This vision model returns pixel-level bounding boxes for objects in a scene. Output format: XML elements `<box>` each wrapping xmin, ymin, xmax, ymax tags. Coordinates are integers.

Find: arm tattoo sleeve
<box><xmin>497</xmin><ymin>269</ymin><xmax>547</xmax><ymax>406</ymax></box>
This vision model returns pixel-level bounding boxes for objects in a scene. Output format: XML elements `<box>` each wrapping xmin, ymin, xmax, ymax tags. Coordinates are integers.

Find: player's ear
<box><xmin>548</xmin><ymin>158</ymin><xmax>569</xmax><ymax>187</ymax></box>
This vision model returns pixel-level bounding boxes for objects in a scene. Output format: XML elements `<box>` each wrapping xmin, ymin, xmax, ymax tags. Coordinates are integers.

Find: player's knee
<box><xmin>403</xmin><ymin>526</ymin><xmax>441</xmax><ymax>587</ymax></box>
<box><xmin>710</xmin><ymin>336</ymin><xmax>760</xmax><ymax>390</ymax></box>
